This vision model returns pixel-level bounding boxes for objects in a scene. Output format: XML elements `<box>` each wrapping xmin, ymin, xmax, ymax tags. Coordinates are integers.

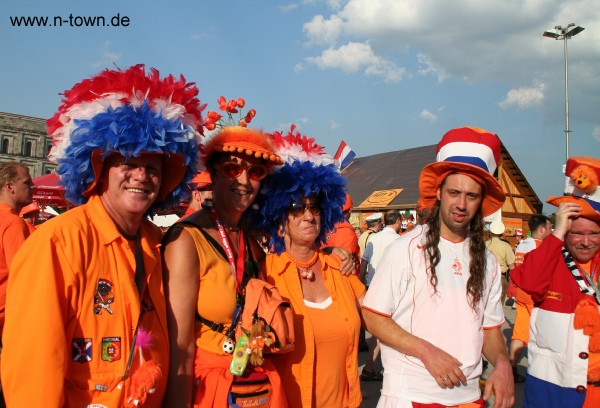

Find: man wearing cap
<box><xmin>358</xmin><ymin>212</ymin><xmax>383</xmax><ymax>257</ymax></box>
<box><xmin>511</xmin><ymin>157</ymin><xmax>600</xmax><ymax>408</ymax></box>
<box><xmin>486</xmin><ymin>220</ymin><xmax>516</xmax><ymax>304</ymax></box>
<box><xmin>181</xmin><ymin>170</ymin><xmax>213</xmax><ymax>218</ymax></box>
<box><xmin>325</xmin><ymin>193</ymin><xmax>360</xmax><ymax>272</ymax></box>
<box><xmin>509</xmin><ymin>214</ymin><xmax>552</xmax><ymax>383</ymax></box>
<box><xmin>1</xmin><ymin>66</ymin><xmax>202</xmax><ymax>408</ymax></box>
<box><xmin>363</xmin><ymin>127</ymin><xmax>514</xmax><ymax>407</ymax></box>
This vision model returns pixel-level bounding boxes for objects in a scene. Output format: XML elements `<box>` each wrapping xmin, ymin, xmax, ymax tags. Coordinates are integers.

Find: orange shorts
<box><xmin>512</xmin><ymin>288</ymin><xmax>533</xmax><ymax>343</ymax></box>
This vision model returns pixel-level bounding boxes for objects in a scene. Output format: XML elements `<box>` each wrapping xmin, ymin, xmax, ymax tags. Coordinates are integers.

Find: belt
<box><xmin>588</xmin><ymin>381</ymin><xmax>600</xmax><ymax>387</ymax></box>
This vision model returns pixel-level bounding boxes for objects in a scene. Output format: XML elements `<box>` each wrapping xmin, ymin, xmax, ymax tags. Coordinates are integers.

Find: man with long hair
<box><xmin>362</xmin><ymin>127</ymin><xmax>514</xmax><ymax>407</ymax></box>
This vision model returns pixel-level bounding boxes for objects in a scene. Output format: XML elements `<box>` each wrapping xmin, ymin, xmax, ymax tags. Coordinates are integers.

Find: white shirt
<box><xmin>363</xmin><ymin>225</ymin><xmax>504</xmax><ymax>405</ymax></box>
<box><xmin>361</xmin><ymin>226</ymin><xmax>400</xmax><ymax>286</ymax></box>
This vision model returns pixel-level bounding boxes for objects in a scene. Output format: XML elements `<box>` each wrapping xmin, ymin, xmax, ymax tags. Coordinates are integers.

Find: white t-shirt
<box><xmin>363</xmin><ymin>225</ymin><xmax>504</xmax><ymax>405</ymax></box>
<box><xmin>362</xmin><ymin>226</ymin><xmax>400</xmax><ymax>286</ymax></box>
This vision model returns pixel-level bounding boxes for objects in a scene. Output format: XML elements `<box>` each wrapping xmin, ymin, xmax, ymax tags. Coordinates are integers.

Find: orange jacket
<box><xmin>2</xmin><ymin>195</ymin><xmax>169</xmax><ymax>407</ymax></box>
<box><xmin>265</xmin><ymin>252</ymin><xmax>365</xmax><ymax>407</ymax></box>
<box><xmin>325</xmin><ymin>219</ymin><xmax>360</xmax><ymax>274</ymax></box>
<box><xmin>0</xmin><ymin>202</ymin><xmax>29</xmax><ymax>335</ymax></box>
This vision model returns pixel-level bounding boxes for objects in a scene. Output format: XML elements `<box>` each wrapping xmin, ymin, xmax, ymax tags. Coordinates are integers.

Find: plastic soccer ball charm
<box><xmin>222</xmin><ymin>338</ymin><xmax>235</xmax><ymax>354</ymax></box>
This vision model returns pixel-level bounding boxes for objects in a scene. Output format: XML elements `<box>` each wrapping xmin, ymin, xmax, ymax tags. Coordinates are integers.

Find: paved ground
<box><xmin>358</xmin><ymin>303</ymin><xmax>526</xmax><ymax>407</ymax></box>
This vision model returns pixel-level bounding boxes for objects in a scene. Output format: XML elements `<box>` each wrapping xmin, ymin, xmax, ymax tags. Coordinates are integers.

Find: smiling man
<box><xmin>362</xmin><ymin>127</ymin><xmax>514</xmax><ymax>408</ymax></box>
<box><xmin>1</xmin><ymin>66</ymin><xmax>203</xmax><ymax>408</ymax></box>
<box><xmin>511</xmin><ymin>156</ymin><xmax>600</xmax><ymax>408</ymax></box>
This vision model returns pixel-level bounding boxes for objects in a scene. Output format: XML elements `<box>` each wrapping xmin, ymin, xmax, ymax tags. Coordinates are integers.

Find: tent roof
<box><xmin>342</xmin><ymin>144</ymin><xmax>436</xmax><ymax>210</ymax></box>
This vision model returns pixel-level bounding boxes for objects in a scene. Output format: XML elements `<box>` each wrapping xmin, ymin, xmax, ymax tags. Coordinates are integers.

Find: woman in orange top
<box><xmin>257</xmin><ymin>127</ymin><xmax>366</xmax><ymax>407</ymax></box>
<box><xmin>162</xmin><ymin>123</ymin><xmax>288</xmax><ymax>408</ymax></box>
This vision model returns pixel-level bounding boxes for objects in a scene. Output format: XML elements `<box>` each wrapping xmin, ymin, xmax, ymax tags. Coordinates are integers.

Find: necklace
<box><xmin>286</xmin><ymin>251</ymin><xmax>319</xmax><ymax>280</ymax></box>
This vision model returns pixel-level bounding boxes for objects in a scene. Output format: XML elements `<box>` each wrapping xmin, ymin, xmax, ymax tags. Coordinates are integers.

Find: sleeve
<box><xmin>510</xmin><ymin>235</ymin><xmax>564</xmax><ymax>303</ymax></box>
<box><xmin>362</xmin><ymin>239</ymin><xmax>406</xmax><ymax>317</ymax></box>
<box><xmin>346</xmin><ymin>273</ymin><xmax>366</xmax><ymax>299</ymax></box>
<box><xmin>483</xmin><ymin>259</ymin><xmax>505</xmax><ymax>329</ymax></box>
<box><xmin>362</xmin><ymin>238</ymin><xmax>373</xmax><ymax>261</ymax></box>
<box><xmin>1</xmin><ymin>231</ymin><xmax>76</xmax><ymax>407</ymax></box>
<box><xmin>1</xmin><ymin>220</ymin><xmax>29</xmax><ymax>267</ymax></box>
<box><xmin>505</xmin><ymin>244</ymin><xmax>515</xmax><ymax>266</ymax></box>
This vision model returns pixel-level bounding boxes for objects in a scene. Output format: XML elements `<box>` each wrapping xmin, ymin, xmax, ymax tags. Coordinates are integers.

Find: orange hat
<box><xmin>191</xmin><ymin>170</ymin><xmax>212</xmax><ymax>189</ymax></box>
<box><xmin>419</xmin><ymin>127</ymin><xmax>505</xmax><ymax>217</ymax></box>
<box><xmin>201</xmin><ymin>126</ymin><xmax>283</xmax><ymax>167</ymax></box>
<box><xmin>342</xmin><ymin>193</ymin><xmax>353</xmax><ymax>212</ymax></box>
<box><xmin>547</xmin><ymin>156</ymin><xmax>600</xmax><ymax>222</ymax></box>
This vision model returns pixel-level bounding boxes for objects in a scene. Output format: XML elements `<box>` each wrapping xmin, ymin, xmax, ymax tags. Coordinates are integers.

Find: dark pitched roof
<box><xmin>342</xmin><ymin>144</ymin><xmax>437</xmax><ymax>210</ymax></box>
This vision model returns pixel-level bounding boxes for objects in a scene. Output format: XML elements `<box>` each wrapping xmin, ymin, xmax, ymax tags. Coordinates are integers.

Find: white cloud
<box><xmin>420</xmin><ymin>109</ymin><xmax>438</xmax><ymax>123</ymax></box>
<box><xmin>306</xmin><ymin>42</ymin><xmax>406</xmax><ymax>83</ymax></box>
<box><xmin>304</xmin><ymin>14</ymin><xmax>344</xmax><ymax>45</ymax></box>
<box><xmin>91</xmin><ymin>41</ymin><xmax>121</xmax><ymax>68</ymax></box>
<box><xmin>499</xmin><ymin>82</ymin><xmax>546</xmax><ymax>110</ymax></box>
<box><xmin>329</xmin><ymin>119</ymin><xmax>340</xmax><ymax>130</ymax></box>
<box><xmin>593</xmin><ymin>126</ymin><xmax>600</xmax><ymax>142</ymax></box>
<box><xmin>279</xmin><ymin>3</ymin><xmax>299</xmax><ymax>12</ymax></box>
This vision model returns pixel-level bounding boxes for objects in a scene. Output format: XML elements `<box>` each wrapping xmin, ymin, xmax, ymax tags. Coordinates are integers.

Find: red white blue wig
<box><xmin>257</xmin><ymin>126</ymin><xmax>347</xmax><ymax>254</ymax></box>
<box><xmin>47</xmin><ymin>64</ymin><xmax>204</xmax><ymax>214</ymax></box>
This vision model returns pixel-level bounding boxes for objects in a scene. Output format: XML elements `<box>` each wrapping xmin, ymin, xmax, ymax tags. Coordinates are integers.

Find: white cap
<box><xmin>489</xmin><ymin>220</ymin><xmax>505</xmax><ymax>235</ymax></box>
<box><xmin>365</xmin><ymin>212</ymin><xmax>383</xmax><ymax>222</ymax></box>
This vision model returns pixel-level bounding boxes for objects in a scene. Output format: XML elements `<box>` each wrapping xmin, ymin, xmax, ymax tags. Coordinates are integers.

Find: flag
<box><xmin>333</xmin><ymin>140</ymin><xmax>356</xmax><ymax>171</ymax></box>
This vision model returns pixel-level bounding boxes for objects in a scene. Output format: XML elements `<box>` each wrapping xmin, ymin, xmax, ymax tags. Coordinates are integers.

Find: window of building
<box><xmin>25</xmin><ymin>141</ymin><xmax>32</xmax><ymax>157</ymax></box>
<box><xmin>1</xmin><ymin>138</ymin><xmax>8</xmax><ymax>154</ymax></box>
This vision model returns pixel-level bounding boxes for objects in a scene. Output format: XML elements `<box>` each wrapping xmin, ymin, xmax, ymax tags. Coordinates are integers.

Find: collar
<box><xmin>0</xmin><ymin>202</ymin><xmax>17</xmax><ymax>214</ymax></box>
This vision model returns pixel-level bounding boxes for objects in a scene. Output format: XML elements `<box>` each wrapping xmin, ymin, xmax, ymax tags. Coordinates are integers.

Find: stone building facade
<box><xmin>0</xmin><ymin>112</ymin><xmax>56</xmax><ymax>177</ymax></box>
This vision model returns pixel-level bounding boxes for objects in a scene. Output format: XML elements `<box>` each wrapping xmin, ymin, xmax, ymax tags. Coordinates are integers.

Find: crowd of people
<box><xmin>0</xmin><ymin>65</ymin><xmax>598</xmax><ymax>408</ymax></box>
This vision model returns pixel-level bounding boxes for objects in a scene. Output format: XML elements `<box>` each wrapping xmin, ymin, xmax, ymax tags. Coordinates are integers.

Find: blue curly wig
<box><xmin>47</xmin><ymin>65</ymin><xmax>203</xmax><ymax>216</ymax></box>
<box><xmin>257</xmin><ymin>150</ymin><xmax>347</xmax><ymax>255</ymax></box>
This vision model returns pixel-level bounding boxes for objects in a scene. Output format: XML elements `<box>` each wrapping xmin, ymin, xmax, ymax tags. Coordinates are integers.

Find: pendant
<box><xmin>299</xmin><ymin>269</ymin><xmax>314</xmax><ymax>280</ymax></box>
<box><xmin>222</xmin><ymin>338</ymin><xmax>235</xmax><ymax>354</ymax></box>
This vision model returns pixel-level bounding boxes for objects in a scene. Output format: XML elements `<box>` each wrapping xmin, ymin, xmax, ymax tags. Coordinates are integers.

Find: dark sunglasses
<box><xmin>217</xmin><ymin>161</ymin><xmax>268</xmax><ymax>181</ymax></box>
<box><xmin>289</xmin><ymin>201</ymin><xmax>321</xmax><ymax>217</ymax></box>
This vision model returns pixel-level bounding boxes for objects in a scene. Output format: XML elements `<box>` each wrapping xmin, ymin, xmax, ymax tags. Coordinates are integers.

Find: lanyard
<box><xmin>211</xmin><ymin>210</ymin><xmax>246</xmax><ymax>294</ymax></box>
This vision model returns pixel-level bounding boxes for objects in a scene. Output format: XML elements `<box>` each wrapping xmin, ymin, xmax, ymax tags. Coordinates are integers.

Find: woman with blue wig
<box><xmin>258</xmin><ymin>126</ymin><xmax>366</xmax><ymax>407</ymax></box>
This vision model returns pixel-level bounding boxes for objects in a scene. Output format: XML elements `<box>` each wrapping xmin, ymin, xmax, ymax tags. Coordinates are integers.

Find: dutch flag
<box><xmin>334</xmin><ymin>140</ymin><xmax>356</xmax><ymax>171</ymax></box>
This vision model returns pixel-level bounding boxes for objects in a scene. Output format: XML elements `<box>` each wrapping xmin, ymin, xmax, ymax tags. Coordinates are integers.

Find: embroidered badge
<box><xmin>94</xmin><ymin>278</ymin><xmax>115</xmax><ymax>315</ymax></box>
<box><xmin>452</xmin><ymin>258</ymin><xmax>463</xmax><ymax>275</ymax></box>
<box><xmin>101</xmin><ymin>337</ymin><xmax>122</xmax><ymax>362</ymax></box>
<box><xmin>546</xmin><ymin>291</ymin><xmax>562</xmax><ymax>301</ymax></box>
<box><xmin>72</xmin><ymin>338</ymin><xmax>92</xmax><ymax>363</ymax></box>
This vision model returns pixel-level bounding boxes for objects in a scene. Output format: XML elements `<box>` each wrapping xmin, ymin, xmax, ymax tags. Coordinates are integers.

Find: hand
<box><xmin>329</xmin><ymin>247</ymin><xmax>356</xmax><ymax>276</ymax></box>
<box><xmin>483</xmin><ymin>357</ymin><xmax>515</xmax><ymax>408</ymax></box>
<box><xmin>552</xmin><ymin>202</ymin><xmax>581</xmax><ymax>241</ymax></box>
<box><xmin>419</xmin><ymin>341</ymin><xmax>467</xmax><ymax>389</ymax></box>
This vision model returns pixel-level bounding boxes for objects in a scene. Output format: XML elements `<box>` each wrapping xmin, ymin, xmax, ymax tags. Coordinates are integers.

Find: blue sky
<box><xmin>2</xmin><ymin>0</ymin><xmax>599</xmax><ymax>213</ymax></box>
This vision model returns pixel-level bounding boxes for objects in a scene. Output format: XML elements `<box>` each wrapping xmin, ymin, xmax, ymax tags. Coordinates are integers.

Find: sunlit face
<box><xmin>100</xmin><ymin>154</ymin><xmax>163</xmax><ymax>220</ymax></box>
<box><xmin>565</xmin><ymin>217</ymin><xmax>600</xmax><ymax>263</ymax></box>
<box><xmin>285</xmin><ymin>196</ymin><xmax>322</xmax><ymax>248</ymax></box>
<box><xmin>13</xmin><ymin>166</ymin><xmax>33</xmax><ymax>207</ymax></box>
<box><xmin>436</xmin><ymin>173</ymin><xmax>483</xmax><ymax>240</ymax></box>
<box><xmin>211</xmin><ymin>154</ymin><xmax>264</xmax><ymax>215</ymax></box>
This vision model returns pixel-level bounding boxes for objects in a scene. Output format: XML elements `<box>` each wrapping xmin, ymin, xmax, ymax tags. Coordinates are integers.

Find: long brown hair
<box><xmin>423</xmin><ymin>199</ymin><xmax>487</xmax><ymax>312</ymax></box>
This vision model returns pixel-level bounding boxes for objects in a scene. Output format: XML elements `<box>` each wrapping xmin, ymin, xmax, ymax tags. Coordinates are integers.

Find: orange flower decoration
<box><xmin>203</xmin><ymin>96</ymin><xmax>257</xmax><ymax>131</ymax></box>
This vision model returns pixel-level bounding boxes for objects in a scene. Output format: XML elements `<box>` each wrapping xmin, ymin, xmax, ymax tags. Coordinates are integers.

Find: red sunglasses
<box><xmin>216</xmin><ymin>161</ymin><xmax>268</xmax><ymax>181</ymax></box>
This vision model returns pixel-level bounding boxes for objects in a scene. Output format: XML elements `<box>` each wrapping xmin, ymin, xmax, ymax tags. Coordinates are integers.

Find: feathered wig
<box><xmin>46</xmin><ymin>64</ymin><xmax>204</xmax><ymax>215</ymax></box>
<box><xmin>257</xmin><ymin>126</ymin><xmax>347</xmax><ymax>254</ymax></box>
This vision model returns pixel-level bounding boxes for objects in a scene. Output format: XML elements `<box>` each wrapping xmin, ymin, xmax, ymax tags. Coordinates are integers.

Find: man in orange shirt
<box><xmin>1</xmin><ymin>66</ymin><xmax>203</xmax><ymax>408</ymax></box>
<box><xmin>0</xmin><ymin>162</ymin><xmax>33</xmax><ymax>336</ymax></box>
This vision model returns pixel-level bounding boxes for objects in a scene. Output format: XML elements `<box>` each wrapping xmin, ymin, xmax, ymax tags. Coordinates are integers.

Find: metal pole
<box><xmin>564</xmin><ymin>31</ymin><xmax>570</xmax><ymax>161</ymax></box>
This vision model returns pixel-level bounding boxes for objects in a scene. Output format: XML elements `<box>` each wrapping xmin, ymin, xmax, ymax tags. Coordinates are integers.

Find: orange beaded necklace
<box><xmin>286</xmin><ymin>251</ymin><xmax>319</xmax><ymax>280</ymax></box>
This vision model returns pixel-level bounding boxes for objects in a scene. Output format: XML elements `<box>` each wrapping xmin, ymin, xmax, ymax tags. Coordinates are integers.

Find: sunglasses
<box><xmin>289</xmin><ymin>201</ymin><xmax>321</xmax><ymax>217</ymax></box>
<box><xmin>216</xmin><ymin>161</ymin><xmax>268</xmax><ymax>181</ymax></box>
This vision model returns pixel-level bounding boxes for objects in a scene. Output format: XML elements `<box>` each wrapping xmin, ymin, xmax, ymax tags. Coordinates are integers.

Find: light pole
<box><xmin>543</xmin><ymin>23</ymin><xmax>584</xmax><ymax>162</ymax></box>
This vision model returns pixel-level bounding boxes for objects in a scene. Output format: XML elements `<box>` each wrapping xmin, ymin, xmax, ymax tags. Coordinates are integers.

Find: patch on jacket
<box><xmin>101</xmin><ymin>337</ymin><xmax>121</xmax><ymax>362</ymax></box>
<box><xmin>94</xmin><ymin>278</ymin><xmax>115</xmax><ymax>315</ymax></box>
<box><xmin>546</xmin><ymin>291</ymin><xmax>562</xmax><ymax>301</ymax></box>
<box><xmin>72</xmin><ymin>338</ymin><xmax>92</xmax><ymax>363</ymax></box>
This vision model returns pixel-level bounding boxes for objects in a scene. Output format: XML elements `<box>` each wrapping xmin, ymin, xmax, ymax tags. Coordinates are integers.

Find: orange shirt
<box><xmin>2</xmin><ymin>195</ymin><xmax>168</xmax><ymax>408</ymax></box>
<box><xmin>265</xmin><ymin>252</ymin><xmax>365</xmax><ymax>408</ymax></box>
<box><xmin>0</xmin><ymin>202</ymin><xmax>30</xmax><ymax>335</ymax></box>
